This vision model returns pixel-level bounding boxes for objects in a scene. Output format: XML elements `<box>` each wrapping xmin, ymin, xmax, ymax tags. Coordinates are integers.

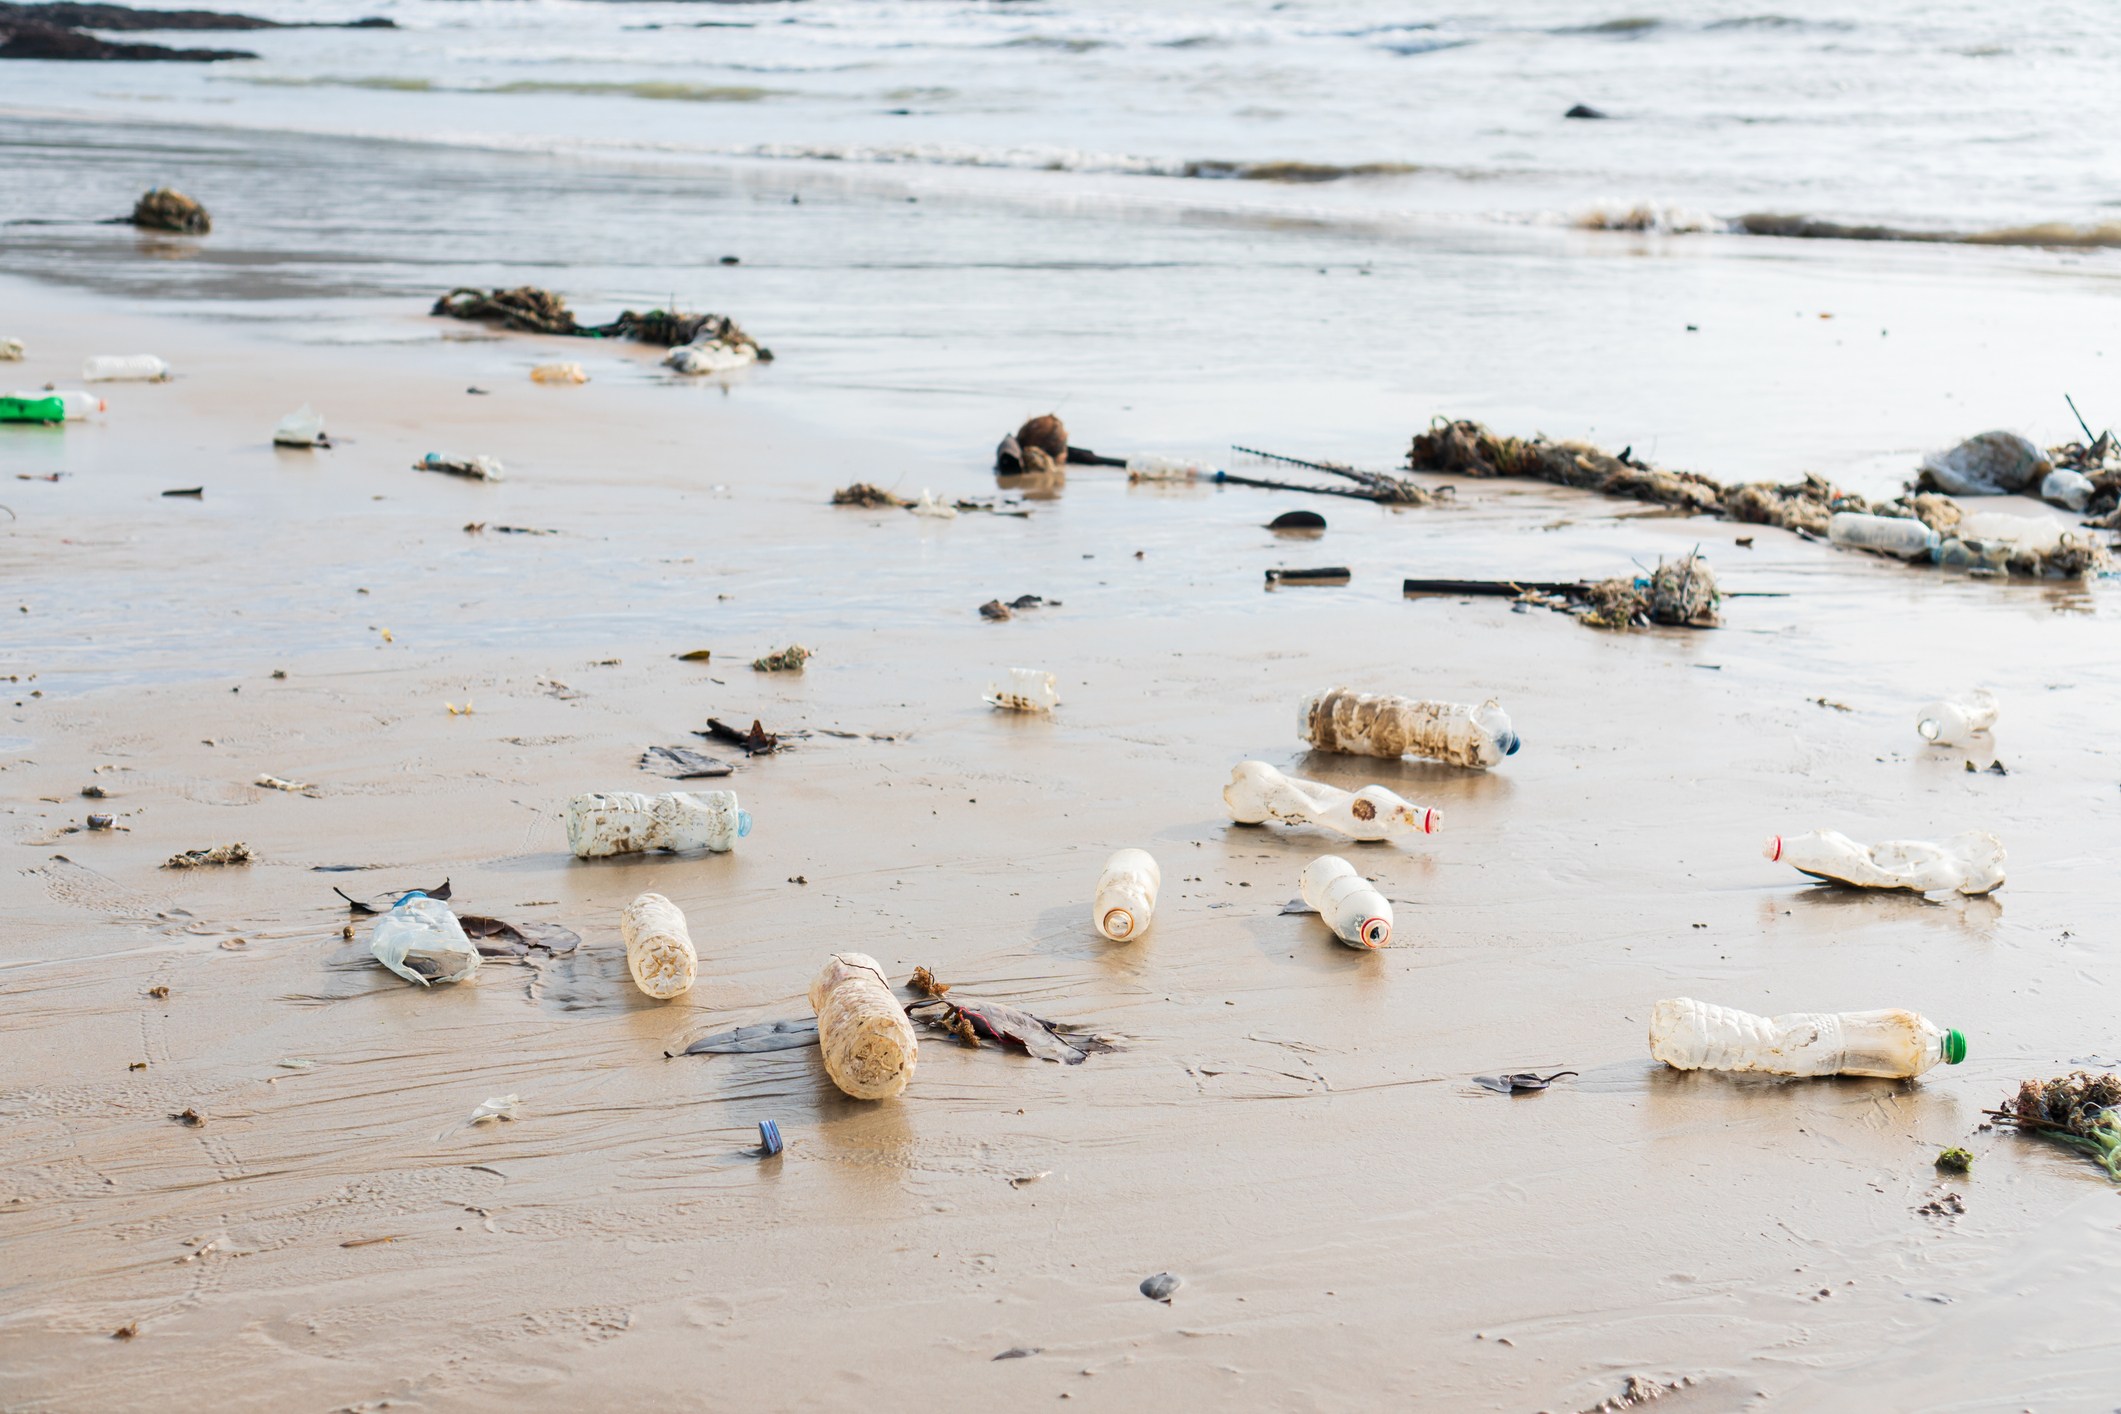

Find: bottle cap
<box><xmin>737</xmin><ymin>810</ymin><xmax>753</xmax><ymax>838</ymax></box>
<box><xmin>1944</xmin><ymin>1029</ymin><xmax>1966</xmax><ymax>1065</ymax></box>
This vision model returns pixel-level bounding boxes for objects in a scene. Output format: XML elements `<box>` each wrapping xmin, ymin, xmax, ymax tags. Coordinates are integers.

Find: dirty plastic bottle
<box><xmin>1298</xmin><ymin>687</ymin><xmax>1517</xmax><ymax>769</ymax></box>
<box><xmin>81</xmin><ymin>354</ymin><xmax>168</xmax><ymax>382</ymax></box>
<box><xmin>809</xmin><ymin>952</ymin><xmax>918</xmax><ymax>1100</ymax></box>
<box><xmin>529</xmin><ymin>361</ymin><xmax>588</xmax><ymax>385</ymax></box>
<box><xmin>2042</xmin><ymin>467</ymin><xmax>2095</xmax><ymax>513</ymax></box>
<box><xmin>369</xmin><ymin>892</ymin><xmax>481</xmax><ymax>986</ymax></box>
<box><xmin>1093</xmin><ymin>848</ymin><xmax>1160</xmax><ymax>941</ymax></box>
<box><xmin>1933</xmin><ymin>536</ymin><xmax>2011</xmax><ymax>571</ymax></box>
<box><xmin>1827</xmin><ymin>512</ymin><xmax>1940</xmax><ymax>558</ymax></box>
<box><xmin>1224</xmin><ymin>760</ymin><xmax>1440</xmax><ymax>840</ymax></box>
<box><xmin>1915</xmin><ymin>689</ymin><xmax>1998</xmax><ymax>745</ymax></box>
<box><xmin>985</xmin><ymin>667</ymin><xmax>1058</xmax><ymax>712</ymax></box>
<box><xmin>7</xmin><ymin>390</ymin><xmax>103</xmax><ymax>420</ymax></box>
<box><xmin>1126</xmin><ymin>455</ymin><xmax>1218</xmax><ymax>482</ymax></box>
<box><xmin>619</xmin><ymin>891</ymin><xmax>696</xmax><ymax>999</ymax></box>
<box><xmin>1298</xmin><ymin>855</ymin><xmax>1392</xmax><ymax>949</ymax></box>
<box><xmin>1650</xmin><ymin>997</ymin><xmax>1965</xmax><ymax>1078</ymax></box>
<box><xmin>565</xmin><ymin>790</ymin><xmax>749</xmax><ymax>858</ymax></box>
<box><xmin>1765</xmin><ymin>829</ymin><xmax>2004</xmax><ymax>896</ymax></box>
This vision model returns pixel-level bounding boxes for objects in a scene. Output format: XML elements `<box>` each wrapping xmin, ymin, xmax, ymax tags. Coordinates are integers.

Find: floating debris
<box><xmin>1987</xmin><ymin>1072</ymin><xmax>2121</xmax><ymax>1180</ymax></box>
<box><xmin>163</xmin><ymin>843</ymin><xmax>252</xmax><ymax>869</ymax></box>
<box><xmin>431</xmin><ymin>287</ymin><xmax>772</xmax><ymax>356</ymax></box>
<box><xmin>751</xmin><ymin>645</ymin><xmax>810</xmax><ymax>672</ymax></box>
<box><xmin>831</xmin><ymin>483</ymin><xmax>910</xmax><ymax>508</ymax></box>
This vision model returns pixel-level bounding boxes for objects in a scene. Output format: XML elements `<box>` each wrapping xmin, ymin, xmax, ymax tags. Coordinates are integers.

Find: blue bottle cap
<box><xmin>758</xmin><ymin>1119</ymin><xmax>783</xmax><ymax>1156</ymax></box>
<box><xmin>737</xmin><ymin>810</ymin><xmax>753</xmax><ymax>838</ymax></box>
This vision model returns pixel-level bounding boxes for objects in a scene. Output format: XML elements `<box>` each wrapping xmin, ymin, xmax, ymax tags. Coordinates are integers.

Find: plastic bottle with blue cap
<box><xmin>370</xmin><ymin>891</ymin><xmax>481</xmax><ymax>986</ymax></box>
<box><xmin>1298</xmin><ymin>687</ymin><xmax>1518</xmax><ymax>769</ymax></box>
<box><xmin>1650</xmin><ymin>998</ymin><xmax>1965</xmax><ymax>1079</ymax></box>
<box><xmin>565</xmin><ymin>790</ymin><xmax>750</xmax><ymax>858</ymax></box>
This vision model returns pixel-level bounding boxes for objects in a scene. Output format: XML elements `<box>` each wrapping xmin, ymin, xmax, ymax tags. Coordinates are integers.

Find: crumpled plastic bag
<box><xmin>370</xmin><ymin>894</ymin><xmax>482</xmax><ymax>986</ymax></box>
<box><xmin>1919</xmin><ymin>431</ymin><xmax>2049</xmax><ymax>496</ymax></box>
<box><xmin>663</xmin><ymin>339</ymin><xmax>757</xmax><ymax>375</ymax></box>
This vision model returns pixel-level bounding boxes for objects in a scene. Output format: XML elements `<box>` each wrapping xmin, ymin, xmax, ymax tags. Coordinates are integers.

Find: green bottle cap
<box><xmin>1944</xmin><ymin>1029</ymin><xmax>1966</xmax><ymax>1065</ymax></box>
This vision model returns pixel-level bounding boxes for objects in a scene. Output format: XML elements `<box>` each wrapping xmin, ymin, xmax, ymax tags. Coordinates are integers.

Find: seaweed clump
<box><xmin>431</xmin><ymin>286</ymin><xmax>770</xmax><ymax>356</ymax></box>
<box><xmin>1574</xmin><ymin>551</ymin><xmax>1720</xmax><ymax>629</ymax></box>
<box><xmin>1407</xmin><ymin>419</ymin><xmax>1724</xmax><ymax>514</ymax></box>
<box><xmin>831</xmin><ymin>483</ymin><xmax>910</xmax><ymax>508</ymax></box>
<box><xmin>1988</xmin><ymin>1071</ymin><xmax>2121</xmax><ymax>1180</ymax></box>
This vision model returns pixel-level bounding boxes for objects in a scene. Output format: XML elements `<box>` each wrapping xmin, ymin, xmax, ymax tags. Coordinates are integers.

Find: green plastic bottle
<box><xmin>0</xmin><ymin>394</ymin><xmax>65</xmax><ymax>424</ymax></box>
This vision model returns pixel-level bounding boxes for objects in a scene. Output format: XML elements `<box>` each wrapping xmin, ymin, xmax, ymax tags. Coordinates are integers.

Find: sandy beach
<box><xmin>3</xmin><ymin>249</ymin><xmax>2120</xmax><ymax>1413</ymax></box>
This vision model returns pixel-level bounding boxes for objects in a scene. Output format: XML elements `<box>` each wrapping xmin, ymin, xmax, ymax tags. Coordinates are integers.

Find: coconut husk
<box><xmin>131</xmin><ymin>187</ymin><xmax>210</xmax><ymax>234</ymax></box>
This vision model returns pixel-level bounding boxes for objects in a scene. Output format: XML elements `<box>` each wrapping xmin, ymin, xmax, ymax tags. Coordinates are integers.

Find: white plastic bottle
<box><xmin>1126</xmin><ymin>455</ymin><xmax>1218</xmax><ymax>483</ymax></box>
<box><xmin>1765</xmin><ymin>829</ymin><xmax>2004</xmax><ymax>895</ymax></box>
<box><xmin>369</xmin><ymin>892</ymin><xmax>481</xmax><ymax>986</ymax></box>
<box><xmin>1093</xmin><ymin>848</ymin><xmax>1160</xmax><ymax>940</ymax></box>
<box><xmin>1650</xmin><ymin>997</ymin><xmax>1965</xmax><ymax>1078</ymax></box>
<box><xmin>1223</xmin><ymin>761</ymin><xmax>1440</xmax><ymax>840</ymax></box>
<box><xmin>1956</xmin><ymin>510</ymin><xmax>2066</xmax><ymax>552</ymax></box>
<box><xmin>565</xmin><ymin>790</ymin><xmax>750</xmax><ymax>858</ymax></box>
<box><xmin>1298</xmin><ymin>688</ymin><xmax>1518</xmax><ymax>768</ymax></box>
<box><xmin>1915</xmin><ymin>689</ymin><xmax>1998</xmax><ymax>745</ymax></box>
<box><xmin>1298</xmin><ymin>855</ymin><xmax>1392</xmax><ymax>949</ymax></box>
<box><xmin>619</xmin><ymin>892</ymin><xmax>696</xmax><ymax>998</ymax></box>
<box><xmin>8</xmin><ymin>390</ymin><xmax>103</xmax><ymax>419</ymax></box>
<box><xmin>82</xmin><ymin>354</ymin><xmax>168</xmax><ymax>382</ymax></box>
<box><xmin>1827</xmin><ymin>512</ymin><xmax>1940</xmax><ymax>558</ymax></box>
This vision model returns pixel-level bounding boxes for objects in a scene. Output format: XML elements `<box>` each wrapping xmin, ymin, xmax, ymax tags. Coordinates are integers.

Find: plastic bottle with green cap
<box><xmin>1649</xmin><ymin>998</ymin><xmax>1964</xmax><ymax>1079</ymax></box>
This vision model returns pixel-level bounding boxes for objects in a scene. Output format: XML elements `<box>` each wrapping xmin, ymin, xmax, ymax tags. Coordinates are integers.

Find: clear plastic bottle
<box><xmin>81</xmin><ymin>354</ymin><xmax>168</xmax><ymax>382</ymax></box>
<box><xmin>1956</xmin><ymin>510</ymin><xmax>2066</xmax><ymax>552</ymax></box>
<box><xmin>1650</xmin><ymin>997</ymin><xmax>1964</xmax><ymax>1078</ymax></box>
<box><xmin>1093</xmin><ymin>848</ymin><xmax>1160</xmax><ymax>941</ymax></box>
<box><xmin>1827</xmin><ymin>512</ymin><xmax>1940</xmax><ymax>558</ymax></box>
<box><xmin>1298</xmin><ymin>687</ymin><xmax>1517</xmax><ymax>768</ymax></box>
<box><xmin>1223</xmin><ymin>760</ymin><xmax>1440</xmax><ymax>840</ymax></box>
<box><xmin>619</xmin><ymin>891</ymin><xmax>696</xmax><ymax>998</ymax></box>
<box><xmin>6</xmin><ymin>390</ymin><xmax>103</xmax><ymax>420</ymax></box>
<box><xmin>529</xmin><ymin>361</ymin><xmax>588</xmax><ymax>384</ymax></box>
<box><xmin>810</xmin><ymin>952</ymin><xmax>918</xmax><ymax>1100</ymax></box>
<box><xmin>1765</xmin><ymin>829</ymin><xmax>2004</xmax><ymax>895</ymax></box>
<box><xmin>565</xmin><ymin>790</ymin><xmax>750</xmax><ymax>858</ymax></box>
<box><xmin>370</xmin><ymin>892</ymin><xmax>481</xmax><ymax>986</ymax></box>
<box><xmin>1298</xmin><ymin>855</ymin><xmax>1391</xmax><ymax>949</ymax></box>
<box><xmin>985</xmin><ymin>667</ymin><xmax>1058</xmax><ymax>712</ymax></box>
<box><xmin>1915</xmin><ymin>689</ymin><xmax>1998</xmax><ymax>745</ymax></box>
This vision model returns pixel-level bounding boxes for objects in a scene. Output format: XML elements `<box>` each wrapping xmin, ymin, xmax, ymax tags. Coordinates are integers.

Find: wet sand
<box><xmin>4</xmin><ymin>277</ymin><xmax>2121</xmax><ymax>1412</ymax></box>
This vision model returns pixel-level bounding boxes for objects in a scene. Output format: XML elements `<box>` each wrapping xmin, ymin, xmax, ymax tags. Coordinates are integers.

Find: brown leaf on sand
<box><xmin>112</xmin><ymin>1323</ymin><xmax>138</xmax><ymax>1341</ymax></box>
<box><xmin>458</xmin><ymin>916</ymin><xmax>580</xmax><ymax>957</ymax></box>
<box><xmin>909</xmin><ymin>966</ymin><xmax>950</xmax><ymax>997</ymax></box>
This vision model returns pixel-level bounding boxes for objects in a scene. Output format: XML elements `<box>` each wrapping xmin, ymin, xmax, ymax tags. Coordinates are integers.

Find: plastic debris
<box><xmin>1916</xmin><ymin>690</ymin><xmax>1998</xmax><ymax>745</ymax></box>
<box><xmin>757</xmin><ymin>1119</ymin><xmax>783</xmax><ymax>1156</ymax></box>
<box><xmin>469</xmin><ymin>1094</ymin><xmax>520</xmax><ymax>1123</ymax></box>
<box><xmin>162</xmin><ymin>842</ymin><xmax>252</xmax><ymax>869</ymax></box>
<box><xmin>1265</xmin><ymin>567</ymin><xmax>1349</xmax><ymax>586</ymax></box>
<box><xmin>0</xmin><ymin>338</ymin><xmax>23</xmax><ymax>361</ymax></box>
<box><xmin>529</xmin><ymin>361</ymin><xmax>588</xmax><ymax>385</ymax></box>
<box><xmin>810</xmin><ymin>952</ymin><xmax>918</xmax><ymax>1100</ymax></box>
<box><xmin>664</xmin><ymin>336</ymin><xmax>757</xmax><ymax>375</ymax></box>
<box><xmin>985</xmin><ymin>667</ymin><xmax>1059</xmax><ymax>712</ymax></box>
<box><xmin>1300</xmin><ymin>687</ymin><xmax>1517</xmax><ymax>768</ymax></box>
<box><xmin>1651</xmin><ymin>998</ymin><xmax>1964</xmax><ymax>1078</ymax></box>
<box><xmin>620</xmin><ymin>892</ymin><xmax>697</xmax><ymax>999</ymax></box>
<box><xmin>566</xmin><ymin>790</ymin><xmax>749</xmax><ymax>857</ymax></box>
<box><xmin>415</xmin><ymin>452</ymin><xmax>504</xmax><ymax>481</ymax></box>
<box><xmin>82</xmin><ymin>354</ymin><xmax>168</xmax><ymax>382</ymax></box>
<box><xmin>369</xmin><ymin>891</ymin><xmax>481</xmax><ymax>986</ymax></box>
<box><xmin>1917</xmin><ymin>431</ymin><xmax>2050</xmax><ymax>496</ymax></box>
<box><xmin>751</xmin><ymin>645</ymin><xmax>810</xmax><ymax>672</ymax></box>
<box><xmin>1223</xmin><ymin>761</ymin><xmax>1440</xmax><ymax>840</ymax></box>
<box><xmin>1092</xmin><ymin>848</ymin><xmax>1160</xmax><ymax>941</ymax></box>
<box><xmin>1766</xmin><ymin>828</ymin><xmax>2005</xmax><ymax>895</ymax></box>
<box><xmin>1298</xmin><ymin>854</ymin><xmax>1392</xmax><ymax>948</ymax></box>
<box><xmin>255</xmin><ymin>773</ymin><xmax>312</xmax><ymax>792</ymax></box>
<box><xmin>910</xmin><ymin>488</ymin><xmax>958</xmax><ymax>519</ymax></box>
<box><xmin>272</xmin><ymin>405</ymin><xmax>324</xmax><ymax>447</ymax></box>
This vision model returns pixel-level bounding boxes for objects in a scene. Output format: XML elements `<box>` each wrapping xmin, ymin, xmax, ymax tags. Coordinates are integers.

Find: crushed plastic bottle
<box><xmin>565</xmin><ymin>790</ymin><xmax>750</xmax><ymax>858</ymax></box>
<box><xmin>1093</xmin><ymin>848</ymin><xmax>1160</xmax><ymax>941</ymax></box>
<box><xmin>416</xmin><ymin>452</ymin><xmax>504</xmax><ymax>482</ymax></box>
<box><xmin>619</xmin><ymin>891</ymin><xmax>696</xmax><ymax>999</ymax></box>
<box><xmin>0</xmin><ymin>337</ymin><xmax>23</xmax><ymax>361</ymax></box>
<box><xmin>1298</xmin><ymin>855</ymin><xmax>1391</xmax><ymax>949</ymax></box>
<box><xmin>1827</xmin><ymin>512</ymin><xmax>1939</xmax><ymax>558</ymax></box>
<box><xmin>1650</xmin><ymin>997</ymin><xmax>1964</xmax><ymax>1078</ymax></box>
<box><xmin>1916</xmin><ymin>689</ymin><xmax>1998</xmax><ymax>745</ymax></box>
<box><xmin>1298</xmin><ymin>687</ymin><xmax>1517</xmax><ymax>768</ymax></box>
<box><xmin>664</xmin><ymin>339</ymin><xmax>756</xmax><ymax>375</ymax></box>
<box><xmin>1956</xmin><ymin>510</ymin><xmax>2067</xmax><ymax>552</ymax></box>
<box><xmin>911</xmin><ymin>488</ymin><xmax>958</xmax><ymax>519</ymax></box>
<box><xmin>370</xmin><ymin>892</ymin><xmax>481</xmax><ymax>986</ymax></box>
<box><xmin>1934</xmin><ymin>537</ymin><xmax>2012</xmax><ymax>571</ymax></box>
<box><xmin>1126</xmin><ymin>455</ymin><xmax>1218</xmax><ymax>483</ymax></box>
<box><xmin>1765</xmin><ymin>829</ymin><xmax>2004</xmax><ymax>895</ymax></box>
<box><xmin>810</xmin><ymin>952</ymin><xmax>918</xmax><ymax>1100</ymax></box>
<box><xmin>2041</xmin><ymin>467</ymin><xmax>2095</xmax><ymax>513</ymax></box>
<box><xmin>82</xmin><ymin>354</ymin><xmax>169</xmax><ymax>382</ymax></box>
<box><xmin>6</xmin><ymin>389</ymin><xmax>102</xmax><ymax>420</ymax></box>
<box><xmin>1223</xmin><ymin>760</ymin><xmax>1440</xmax><ymax>840</ymax></box>
<box><xmin>272</xmin><ymin>404</ymin><xmax>324</xmax><ymax>447</ymax></box>
<box><xmin>985</xmin><ymin>667</ymin><xmax>1058</xmax><ymax>712</ymax></box>
<box><xmin>529</xmin><ymin>361</ymin><xmax>588</xmax><ymax>384</ymax></box>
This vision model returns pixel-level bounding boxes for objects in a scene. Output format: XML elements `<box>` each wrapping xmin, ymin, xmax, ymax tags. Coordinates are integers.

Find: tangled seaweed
<box><xmin>1988</xmin><ymin>1071</ymin><xmax>2121</xmax><ymax>1181</ymax></box>
<box><xmin>1408</xmin><ymin>417</ymin><xmax>2111</xmax><ymax>579</ymax></box>
<box><xmin>751</xmin><ymin>645</ymin><xmax>811</xmax><ymax>672</ymax></box>
<box><xmin>831</xmin><ymin>483</ymin><xmax>911</xmax><ymax>508</ymax></box>
<box><xmin>431</xmin><ymin>286</ymin><xmax>771</xmax><ymax>357</ymax></box>
<box><xmin>1571</xmin><ymin>552</ymin><xmax>1720</xmax><ymax>629</ymax></box>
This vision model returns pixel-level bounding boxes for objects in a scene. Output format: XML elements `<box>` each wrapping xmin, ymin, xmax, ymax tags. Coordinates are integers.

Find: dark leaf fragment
<box><xmin>333</xmin><ymin>878</ymin><xmax>452</xmax><ymax>914</ymax></box>
<box><xmin>1473</xmin><ymin>1069</ymin><xmax>1578</xmax><ymax>1093</ymax></box>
